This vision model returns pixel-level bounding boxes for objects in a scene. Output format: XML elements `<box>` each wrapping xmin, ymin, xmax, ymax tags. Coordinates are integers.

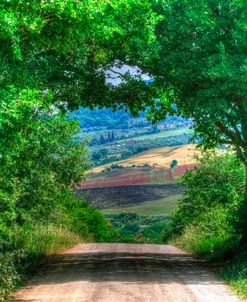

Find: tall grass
<box><xmin>170</xmin><ymin>206</ymin><xmax>241</xmax><ymax>260</ymax></box>
<box><xmin>220</xmin><ymin>246</ymin><xmax>247</xmax><ymax>298</ymax></box>
<box><xmin>174</xmin><ymin>231</ymin><xmax>247</xmax><ymax>298</ymax></box>
<box><xmin>19</xmin><ymin>224</ymin><xmax>81</xmax><ymax>258</ymax></box>
<box><xmin>169</xmin><ymin>207</ymin><xmax>246</xmax><ymax>298</ymax></box>
<box><xmin>0</xmin><ymin>224</ymin><xmax>81</xmax><ymax>301</ymax></box>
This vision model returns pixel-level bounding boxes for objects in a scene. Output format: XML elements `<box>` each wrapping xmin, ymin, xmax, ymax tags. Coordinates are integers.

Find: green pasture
<box><xmin>119</xmin><ymin>127</ymin><xmax>193</xmax><ymax>142</ymax></box>
<box><xmin>101</xmin><ymin>194</ymin><xmax>181</xmax><ymax>216</ymax></box>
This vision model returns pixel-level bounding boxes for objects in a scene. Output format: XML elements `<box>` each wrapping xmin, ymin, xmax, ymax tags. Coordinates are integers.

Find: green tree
<box><xmin>170</xmin><ymin>159</ymin><xmax>178</xmax><ymax>169</ymax></box>
<box><xmin>145</xmin><ymin>0</ymin><xmax>247</xmax><ymax>193</ymax></box>
<box><xmin>0</xmin><ymin>0</ymin><xmax>158</xmax><ymax>110</ymax></box>
<box><xmin>171</xmin><ymin>152</ymin><xmax>245</xmax><ymax>234</ymax></box>
<box><xmin>0</xmin><ymin>89</ymin><xmax>89</xmax><ymax>223</ymax></box>
<box><xmin>170</xmin><ymin>159</ymin><xmax>178</xmax><ymax>180</ymax></box>
<box><xmin>100</xmin><ymin>135</ymin><xmax>106</xmax><ymax>145</ymax></box>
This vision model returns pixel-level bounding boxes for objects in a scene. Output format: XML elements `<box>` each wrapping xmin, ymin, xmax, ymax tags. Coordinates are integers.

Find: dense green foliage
<box><xmin>166</xmin><ymin>153</ymin><xmax>247</xmax><ymax>296</ymax></box>
<box><xmin>0</xmin><ymin>90</ymin><xmax>88</xmax><ymax>225</ymax></box>
<box><xmin>72</xmin><ymin>108</ymin><xmax>131</xmax><ymax>129</ymax></box>
<box><xmin>0</xmin><ymin>94</ymin><xmax>113</xmax><ymax>301</ymax></box>
<box><xmin>0</xmin><ymin>0</ymin><xmax>157</xmax><ymax>111</ymax></box>
<box><xmin>60</xmin><ymin>191</ymin><xmax>114</xmax><ymax>242</ymax></box>
<box><xmin>107</xmin><ymin>212</ymin><xmax>169</xmax><ymax>244</ymax></box>
<box><xmin>168</xmin><ymin>153</ymin><xmax>245</xmax><ymax>257</ymax></box>
<box><xmin>171</xmin><ymin>152</ymin><xmax>245</xmax><ymax>237</ymax></box>
<box><xmin>146</xmin><ymin>1</ymin><xmax>247</xmax><ymax>190</ymax></box>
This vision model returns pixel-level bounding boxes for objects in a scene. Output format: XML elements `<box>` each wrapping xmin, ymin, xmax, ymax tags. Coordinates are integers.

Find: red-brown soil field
<box><xmin>78</xmin><ymin>144</ymin><xmax>200</xmax><ymax>190</ymax></box>
<box><xmin>79</xmin><ymin>164</ymin><xmax>199</xmax><ymax>190</ymax></box>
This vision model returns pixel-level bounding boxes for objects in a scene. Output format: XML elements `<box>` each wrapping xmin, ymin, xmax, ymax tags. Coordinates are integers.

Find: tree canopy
<box><xmin>0</xmin><ymin>89</ymin><xmax>89</xmax><ymax>223</ymax></box>
<box><xmin>1</xmin><ymin>2</ymin><xmax>247</xmax><ymax>298</ymax></box>
<box><xmin>0</xmin><ymin>0</ymin><xmax>157</xmax><ymax>110</ymax></box>
<box><xmin>148</xmin><ymin>0</ymin><xmax>247</xmax><ymax>162</ymax></box>
<box><xmin>147</xmin><ymin>0</ymin><xmax>247</xmax><ymax>190</ymax></box>
<box><xmin>1</xmin><ymin>0</ymin><xmax>247</xmax><ymax>189</ymax></box>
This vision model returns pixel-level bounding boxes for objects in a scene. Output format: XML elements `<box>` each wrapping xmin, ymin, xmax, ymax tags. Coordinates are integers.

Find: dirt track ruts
<box><xmin>10</xmin><ymin>243</ymin><xmax>244</xmax><ymax>302</ymax></box>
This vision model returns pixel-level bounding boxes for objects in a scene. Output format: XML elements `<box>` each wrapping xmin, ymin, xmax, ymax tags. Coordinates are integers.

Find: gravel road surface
<box><xmin>11</xmin><ymin>243</ymin><xmax>244</xmax><ymax>302</ymax></box>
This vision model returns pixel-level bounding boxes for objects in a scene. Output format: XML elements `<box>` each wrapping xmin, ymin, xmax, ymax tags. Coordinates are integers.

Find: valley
<box><xmin>77</xmin><ymin>137</ymin><xmax>200</xmax><ymax>243</ymax></box>
<box><xmin>2</xmin><ymin>4</ymin><xmax>246</xmax><ymax>301</ymax></box>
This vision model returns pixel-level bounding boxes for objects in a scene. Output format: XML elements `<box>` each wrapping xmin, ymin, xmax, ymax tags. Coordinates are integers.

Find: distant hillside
<box><xmin>77</xmin><ymin>142</ymin><xmax>200</xmax><ymax>225</ymax></box>
<box><xmin>91</xmin><ymin>144</ymin><xmax>199</xmax><ymax>174</ymax></box>
<box><xmin>71</xmin><ymin>108</ymin><xmax>132</xmax><ymax>129</ymax></box>
<box><xmin>71</xmin><ymin>107</ymin><xmax>192</xmax><ymax>131</ymax></box>
<box><xmin>70</xmin><ymin>108</ymin><xmax>194</xmax><ymax>167</ymax></box>
<box><xmin>77</xmin><ymin>184</ymin><xmax>184</xmax><ymax>212</ymax></box>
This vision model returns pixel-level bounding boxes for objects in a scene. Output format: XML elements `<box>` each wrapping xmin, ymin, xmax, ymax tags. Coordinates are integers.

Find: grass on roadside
<box><xmin>19</xmin><ymin>224</ymin><xmax>82</xmax><ymax>258</ymax></box>
<box><xmin>170</xmin><ymin>232</ymin><xmax>247</xmax><ymax>299</ymax></box>
<box><xmin>169</xmin><ymin>206</ymin><xmax>246</xmax><ymax>298</ymax></box>
<box><xmin>220</xmin><ymin>246</ymin><xmax>247</xmax><ymax>298</ymax></box>
<box><xmin>1</xmin><ymin>224</ymin><xmax>81</xmax><ymax>301</ymax></box>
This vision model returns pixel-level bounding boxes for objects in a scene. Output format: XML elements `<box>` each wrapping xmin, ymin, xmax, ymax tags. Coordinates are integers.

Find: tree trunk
<box><xmin>244</xmin><ymin>161</ymin><xmax>247</xmax><ymax>196</ymax></box>
<box><xmin>240</xmin><ymin>160</ymin><xmax>247</xmax><ymax>242</ymax></box>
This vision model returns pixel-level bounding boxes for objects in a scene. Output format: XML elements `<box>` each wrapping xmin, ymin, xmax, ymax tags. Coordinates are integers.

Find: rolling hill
<box><xmin>89</xmin><ymin>144</ymin><xmax>199</xmax><ymax>175</ymax></box>
<box><xmin>77</xmin><ymin>144</ymin><xmax>199</xmax><ymax>216</ymax></box>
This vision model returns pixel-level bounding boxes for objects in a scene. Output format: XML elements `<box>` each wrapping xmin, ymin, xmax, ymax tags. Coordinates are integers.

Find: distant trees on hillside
<box><xmin>100</xmin><ymin>135</ymin><xmax>106</xmax><ymax>144</ymax></box>
<box><xmin>170</xmin><ymin>160</ymin><xmax>178</xmax><ymax>180</ymax></box>
<box><xmin>99</xmin><ymin>132</ymin><xmax>116</xmax><ymax>145</ymax></box>
<box><xmin>71</xmin><ymin>107</ymin><xmax>191</xmax><ymax>131</ymax></box>
<box><xmin>71</xmin><ymin>108</ymin><xmax>131</xmax><ymax>129</ymax></box>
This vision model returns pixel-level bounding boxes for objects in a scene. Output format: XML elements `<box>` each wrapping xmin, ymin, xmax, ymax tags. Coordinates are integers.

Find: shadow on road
<box><xmin>12</xmin><ymin>252</ymin><xmax>218</xmax><ymax>287</ymax></box>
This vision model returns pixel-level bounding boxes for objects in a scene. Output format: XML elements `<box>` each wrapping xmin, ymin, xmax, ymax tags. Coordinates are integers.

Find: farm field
<box><xmin>78</xmin><ymin>184</ymin><xmax>184</xmax><ymax>210</ymax></box>
<box><xmin>101</xmin><ymin>194</ymin><xmax>181</xmax><ymax>216</ymax></box>
<box><xmin>118</xmin><ymin>127</ymin><xmax>193</xmax><ymax>142</ymax></box>
<box><xmin>86</xmin><ymin>143</ymin><xmax>199</xmax><ymax>176</ymax></box>
<box><xmin>78</xmin><ymin>143</ymin><xmax>199</xmax><ymax>240</ymax></box>
<box><xmin>89</xmin><ymin>127</ymin><xmax>193</xmax><ymax>167</ymax></box>
<box><xmin>80</xmin><ymin>166</ymin><xmax>168</xmax><ymax>189</ymax></box>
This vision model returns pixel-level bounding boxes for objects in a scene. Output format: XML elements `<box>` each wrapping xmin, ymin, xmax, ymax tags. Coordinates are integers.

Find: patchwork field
<box><xmin>77</xmin><ymin>184</ymin><xmax>183</xmax><ymax>211</ymax></box>
<box><xmin>118</xmin><ymin>127</ymin><xmax>193</xmax><ymax>142</ymax></box>
<box><xmin>77</xmin><ymin>144</ymin><xmax>199</xmax><ymax>216</ymax></box>
<box><xmin>78</xmin><ymin>144</ymin><xmax>199</xmax><ymax>190</ymax></box>
<box><xmin>79</xmin><ymin>166</ymin><xmax>167</xmax><ymax>189</ymax></box>
<box><xmin>91</xmin><ymin>144</ymin><xmax>199</xmax><ymax>174</ymax></box>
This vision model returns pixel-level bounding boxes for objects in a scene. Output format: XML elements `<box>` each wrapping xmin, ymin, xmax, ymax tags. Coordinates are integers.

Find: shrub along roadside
<box><xmin>1</xmin><ymin>196</ymin><xmax>114</xmax><ymax>302</ymax></box>
<box><xmin>59</xmin><ymin>191</ymin><xmax>115</xmax><ymax>243</ymax></box>
<box><xmin>170</xmin><ymin>206</ymin><xmax>241</xmax><ymax>260</ymax></box>
<box><xmin>220</xmin><ymin>245</ymin><xmax>247</xmax><ymax>298</ymax></box>
<box><xmin>0</xmin><ymin>91</ymin><xmax>115</xmax><ymax>301</ymax></box>
<box><xmin>166</xmin><ymin>152</ymin><xmax>247</xmax><ymax>297</ymax></box>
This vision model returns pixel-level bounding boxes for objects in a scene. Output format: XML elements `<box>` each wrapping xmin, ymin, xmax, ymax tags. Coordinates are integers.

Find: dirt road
<box><xmin>11</xmin><ymin>243</ymin><xmax>244</xmax><ymax>302</ymax></box>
